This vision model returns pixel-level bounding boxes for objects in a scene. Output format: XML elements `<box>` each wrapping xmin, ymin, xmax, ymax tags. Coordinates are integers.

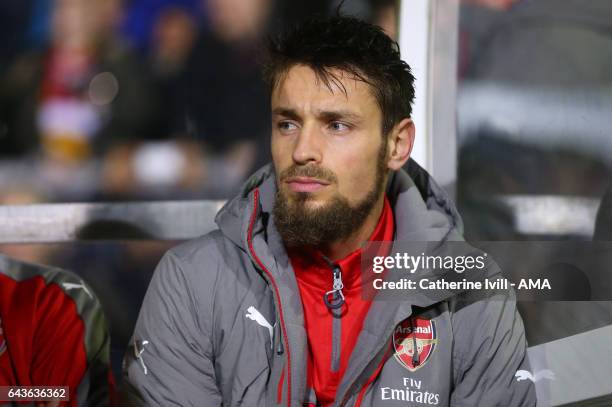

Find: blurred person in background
<box><xmin>172</xmin><ymin>0</ymin><xmax>276</xmax><ymax>197</ymax></box>
<box><xmin>0</xmin><ymin>253</ymin><xmax>115</xmax><ymax>406</ymax></box>
<box><xmin>149</xmin><ymin>6</ymin><xmax>198</xmax><ymax>140</ymax></box>
<box><xmin>94</xmin><ymin>4</ymin><xmax>210</xmax><ymax>201</ymax></box>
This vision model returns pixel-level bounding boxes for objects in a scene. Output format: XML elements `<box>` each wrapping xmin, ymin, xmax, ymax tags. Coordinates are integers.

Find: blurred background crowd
<box><xmin>0</xmin><ymin>0</ymin><xmax>399</xmax><ymax>204</ymax></box>
<box><xmin>2</xmin><ymin>0</ymin><xmax>612</xmax><ymax>389</ymax></box>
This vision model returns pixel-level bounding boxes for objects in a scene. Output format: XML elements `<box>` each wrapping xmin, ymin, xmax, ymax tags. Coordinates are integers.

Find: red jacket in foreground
<box><xmin>0</xmin><ymin>254</ymin><xmax>114</xmax><ymax>406</ymax></box>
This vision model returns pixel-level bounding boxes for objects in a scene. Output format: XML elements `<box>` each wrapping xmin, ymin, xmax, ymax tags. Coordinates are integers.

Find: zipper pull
<box><xmin>324</xmin><ymin>266</ymin><xmax>345</xmax><ymax>310</ymax></box>
<box><xmin>276</xmin><ymin>321</ymin><xmax>284</xmax><ymax>355</ymax></box>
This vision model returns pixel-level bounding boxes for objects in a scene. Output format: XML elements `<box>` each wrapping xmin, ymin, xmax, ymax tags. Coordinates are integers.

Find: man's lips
<box><xmin>285</xmin><ymin>177</ymin><xmax>330</xmax><ymax>193</ymax></box>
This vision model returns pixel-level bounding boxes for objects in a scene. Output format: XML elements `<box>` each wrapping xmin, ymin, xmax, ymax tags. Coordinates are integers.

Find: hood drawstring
<box><xmin>321</xmin><ymin>256</ymin><xmax>345</xmax><ymax>310</ymax></box>
<box><xmin>275</xmin><ymin>311</ymin><xmax>284</xmax><ymax>355</ymax></box>
<box><xmin>410</xmin><ymin>317</ymin><xmax>420</xmax><ymax>368</ymax></box>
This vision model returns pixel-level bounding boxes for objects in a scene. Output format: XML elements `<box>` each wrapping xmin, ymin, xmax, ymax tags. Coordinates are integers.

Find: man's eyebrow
<box><xmin>272</xmin><ymin>107</ymin><xmax>362</xmax><ymax>122</ymax></box>
<box><xmin>272</xmin><ymin>108</ymin><xmax>301</xmax><ymax>121</ymax></box>
<box><xmin>317</xmin><ymin>109</ymin><xmax>362</xmax><ymax>122</ymax></box>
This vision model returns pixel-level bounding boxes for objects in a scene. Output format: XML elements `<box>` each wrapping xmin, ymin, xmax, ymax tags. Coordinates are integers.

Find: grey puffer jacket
<box><xmin>123</xmin><ymin>160</ymin><xmax>537</xmax><ymax>407</ymax></box>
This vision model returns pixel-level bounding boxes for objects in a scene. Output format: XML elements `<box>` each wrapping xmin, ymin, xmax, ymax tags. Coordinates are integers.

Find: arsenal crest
<box><xmin>393</xmin><ymin>317</ymin><xmax>437</xmax><ymax>371</ymax></box>
<box><xmin>0</xmin><ymin>317</ymin><xmax>6</xmax><ymax>357</ymax></box>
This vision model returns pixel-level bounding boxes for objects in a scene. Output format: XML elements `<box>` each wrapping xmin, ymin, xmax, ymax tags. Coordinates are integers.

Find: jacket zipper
<box><xmin>247</xmin><ymin>188</ymin><xmax>292</xmax><ymax>407</ymax></box>
<box><xmin>322</xmin><ymin>259</ymin><xmax>345</xmax><ymax>372</ymax></box>
<box><xmin>331</xmin><ymin>304</ymin><xmax>342</xmax><ymax>372</ymax></box>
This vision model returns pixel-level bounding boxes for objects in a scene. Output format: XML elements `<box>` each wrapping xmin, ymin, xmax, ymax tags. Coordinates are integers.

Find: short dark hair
<box><xmin>264</xmin><ymin>16</ymin><xmax>416</xmax><ymax>135</ymax></box>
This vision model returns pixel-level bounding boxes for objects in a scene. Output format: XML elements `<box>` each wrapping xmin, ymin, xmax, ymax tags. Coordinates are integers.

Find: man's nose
<box><xmin>292</xmin><ymin>124</ymin><xmax>323</xmax><ymax>164</ymax></box>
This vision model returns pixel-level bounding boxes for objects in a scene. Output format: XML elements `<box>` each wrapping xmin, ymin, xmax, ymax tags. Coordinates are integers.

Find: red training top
<box><xmin>0</xmin><ymin>256</ymin><xmax>115</xmax><ymax>406</ymax></box>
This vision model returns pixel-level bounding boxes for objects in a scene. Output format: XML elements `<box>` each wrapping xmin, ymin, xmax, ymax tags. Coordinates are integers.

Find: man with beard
<box><xmin>123</xmin><ymin>16</ymin><xmax>536</xmax><ymax>407</ymax></box>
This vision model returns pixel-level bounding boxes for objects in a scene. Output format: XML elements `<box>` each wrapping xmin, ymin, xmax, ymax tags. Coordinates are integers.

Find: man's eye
<box><xmin>278</xmin><ymin>121</ymin><xmax>298</xmax><ymax>132</ymax></box>
<box><xmin>329</xmin><ymin>122</ymin><xmax>350</xmax><ymax>132</ymax></box>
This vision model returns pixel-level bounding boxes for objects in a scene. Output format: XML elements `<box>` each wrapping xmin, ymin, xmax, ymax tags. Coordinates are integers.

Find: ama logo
<box><xmin>393</xmin><ymin>317</ymin><xmax>437</xmax><ymax>371</ymax></box>
<box><xmin>0</xmin><ymin>317</ymin><xmax>6</xmax><ymax>357</ymax></box>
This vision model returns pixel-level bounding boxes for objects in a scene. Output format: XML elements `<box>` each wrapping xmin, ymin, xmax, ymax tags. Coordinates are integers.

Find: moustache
<box><xmin>279</xmin><ymin>165</ymin><xmax>337</xmax><ymax>184</ymax></box>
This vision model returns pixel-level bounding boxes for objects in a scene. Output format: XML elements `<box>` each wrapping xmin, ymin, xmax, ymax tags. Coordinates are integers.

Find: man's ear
<box><xmin>386</xmin><ymin>118</ymin><xmax>415</xmax><ymax>171</ymax></box>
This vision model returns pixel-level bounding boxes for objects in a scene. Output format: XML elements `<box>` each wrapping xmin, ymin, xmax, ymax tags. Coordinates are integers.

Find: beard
<box><xmin>273</xmin><ymin>142</ymin><xmax>388</xmax><ymax>249</ymax></box>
